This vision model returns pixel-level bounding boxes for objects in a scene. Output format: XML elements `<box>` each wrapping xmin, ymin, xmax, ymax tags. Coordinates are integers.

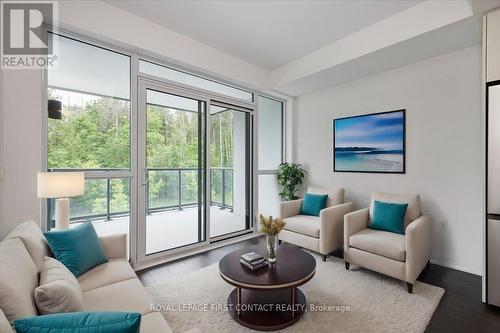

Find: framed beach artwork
<box><xmin>333</xmin><ymin>109</ymin><xmax>406</xmax><ymax>173</ymax></box>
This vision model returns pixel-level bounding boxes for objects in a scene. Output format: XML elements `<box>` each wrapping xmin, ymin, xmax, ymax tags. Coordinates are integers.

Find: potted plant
<box><xmin>277</xmin><ymin>163</ymin><xmax>305</xmax><ymax>201</ymax></box>
<box><xmin>259</xmin><ymin>214</ymin><xmax>286</xmax><ymax>262</ymax></box>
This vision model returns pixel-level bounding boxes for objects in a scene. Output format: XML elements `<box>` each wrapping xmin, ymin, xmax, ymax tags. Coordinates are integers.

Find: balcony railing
<box><xmin>210</xmin><ymin>167</ymin><xmax>234</xmax><ymax>211</ymax></box>
<box><xmin>146</xmin><ymin>167</ymin><xmax>233</xmax><ymax>214</ymax></box>
<box><xmin>48</xmin><ymin>167</ymin><xmax>234</xmax><ymax>225</ymax></box>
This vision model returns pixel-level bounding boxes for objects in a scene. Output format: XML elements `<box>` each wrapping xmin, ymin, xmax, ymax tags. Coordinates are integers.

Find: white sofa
<box><xmin>278</xmin><ymin>186</ymin><xmax>354</xmax><ymax>261</ymax></box>
<box><xmin>0</xmin><ymin>221</ymin><xmax>172</xmax><ymax>332</ymax></box>
<box><xmin>344</xmin><ymin>192</ymin><xmax>432</xmax><ymax>293</ymax></box>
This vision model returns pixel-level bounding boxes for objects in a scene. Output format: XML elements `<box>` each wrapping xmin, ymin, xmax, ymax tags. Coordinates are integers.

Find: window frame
<box><xmin>256</xmin><ymin>94</ymin><xmax>286</xmax><ymax>174</ymax></box>
<box><xmin>139</xmin><ymin>58</ymin><xmax>255</xmax><ymax>103</ymax></box>
<box><xmin>42</xmin><ymin>29</ymin><xmax>138</xmax><ymax>264</ymax></box>
<box><xmin>42</xmin><ymin>27</ymin><xmax>288</xmax><ymax>268</ymax></box>
<box><xmin>44</xmin><ymin>31</ymin><xmax>136</xmax><ymax>179</ymax></box>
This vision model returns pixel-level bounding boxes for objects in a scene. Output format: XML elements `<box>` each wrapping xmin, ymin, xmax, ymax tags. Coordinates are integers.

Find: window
<box><xmin>257</xmin><ymin>96</ymin><xmax>284</xmax><ymax>218</ymax></box>
<box><xmin>139</xmin><ymin>59</ymin><xmax>254</xmax><ymax>102</ymax></box>
<box><xmin>48</xmin><ymin>34</ymin><xmax>131</xmax><ymax>170</ymax></box>
<box><xmin>47</xmin><ymin>88</ymin><xmax>130</xmax><ymax>169</ymax></box>
<box><xmin>47</xmin><ymin>33</ymin><xmax>131</xmax><ymax>235</ymax></box>
<box><xmin>45</xmin><ymin>32</ymin><xmax>264</xmax><ymax>265</ymax></box>
<box><xmin>209</xmin><ymin>105</ymin><xmax>251</xmax><ymax>238</ymax></box>
<box><xmin>258</xmin><ymin>96</ymin><xmax>283</xmax><ymax>170</ymax></box>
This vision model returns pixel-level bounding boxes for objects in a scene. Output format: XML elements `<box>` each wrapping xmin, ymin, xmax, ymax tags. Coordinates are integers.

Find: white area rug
<box><xmin>146</xmin><ymin>255</ymin><xmax>444</xmax><ymax>333</ymax></box>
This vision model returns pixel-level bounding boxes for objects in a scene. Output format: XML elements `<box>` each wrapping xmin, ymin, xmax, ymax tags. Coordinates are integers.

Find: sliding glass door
<box><xmin>209</xmin><ymin>103</ymin><xmax>251</xmax><ymax>239</ymax></box>
<box><xmin>138</xmin><ymin>80</ymin><xmax>206</xmax><ymax>257</ymax></box>
<box><xmin>138</xmin><ymin>79</ymin><xmax>253</xmax><ymax>261</ymax></box>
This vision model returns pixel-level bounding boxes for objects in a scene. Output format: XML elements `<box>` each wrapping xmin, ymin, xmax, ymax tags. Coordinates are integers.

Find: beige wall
<box><xmin>295</xmin><ymin>46</ymin><xmax>483</xmax><ymax>274</ymax></box>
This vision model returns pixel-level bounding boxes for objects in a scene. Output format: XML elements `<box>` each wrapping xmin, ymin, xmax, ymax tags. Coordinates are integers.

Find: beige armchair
<box><xmin>278</xmin><ymin>186</ymin><xmax>354</xmax><ymax>261</ymax></box>
<box><xmin>344</xmin><ymin>192</ymin><xmax>432</xmax><ymax>293</ymax></box>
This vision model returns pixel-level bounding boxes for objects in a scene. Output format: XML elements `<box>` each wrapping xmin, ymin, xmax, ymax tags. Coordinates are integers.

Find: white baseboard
<box><xmin>430</xmin><ymin>254</ymin><xmax>482</xmax><ymax>276</ymax></box>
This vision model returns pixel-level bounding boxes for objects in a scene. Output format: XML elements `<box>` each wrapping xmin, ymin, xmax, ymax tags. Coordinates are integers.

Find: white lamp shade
<box><xmin>37</xmin><ymin>172</ymin><xmax>85</xmax><ymax>198</ymax></box>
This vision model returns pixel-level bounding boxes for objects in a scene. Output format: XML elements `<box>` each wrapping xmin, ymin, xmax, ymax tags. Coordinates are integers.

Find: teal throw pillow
<box><xmin>14</xmin><ymin>312</ymin><xmax>141</xmax><ymax>333</ymax></box>
<box><xmin>44</xmin><ymin>222</ymin><xmax>107</xmax><ymax>277</ymax></box>
<box><xmin>300</xmin><ymin>193</ymin><xmax>328</xmax><ymax>216</ymax></box>
<box><xmin>370</xmin><ymin>200</ymin><xmax>408</xmax><ymax>235</ymax></box>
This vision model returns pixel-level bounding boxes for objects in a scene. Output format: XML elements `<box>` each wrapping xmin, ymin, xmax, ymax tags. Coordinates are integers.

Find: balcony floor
<box><xmin>81</xmin><ymin>207</ymin><xmax>247</xmax><ymax>254</ymax></box>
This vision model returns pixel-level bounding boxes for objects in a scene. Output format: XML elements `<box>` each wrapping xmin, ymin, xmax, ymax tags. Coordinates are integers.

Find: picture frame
<box><xmin>333</xmin><ymin>109</ymin><xmax>406</xmax><ymax>173</ymax></box>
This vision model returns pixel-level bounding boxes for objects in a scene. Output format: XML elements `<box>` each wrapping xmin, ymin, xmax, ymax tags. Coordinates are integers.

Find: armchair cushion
<box><xmin>369</xmin><ymin>192</ymin><xmax>421</xmax><ymax>228</ymax></box>
<box><xmin>300</xmin><ymin>193</ymin><xmax>327</xmax><ymax>216</ymax></box>
<box><xmin>307</xmin><ymin>186</ymin><xmax>344</xmax><ymax>207</ymax></box>
<box><xmin>349</xmin><ymin>229</ymin><xmax>406</xmax><ymax>262</ymax></box>
<box><xmin>283</xmin><ymin>215</ymin><xmax>320</xmax><ymax>238</ymax></box>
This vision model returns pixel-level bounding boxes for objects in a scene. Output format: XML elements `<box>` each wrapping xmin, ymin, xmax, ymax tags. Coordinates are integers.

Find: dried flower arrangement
<box><xmin>259</xmin><ymin>214</ymin><xmax>286</xmax><ymax>236</ymax></box>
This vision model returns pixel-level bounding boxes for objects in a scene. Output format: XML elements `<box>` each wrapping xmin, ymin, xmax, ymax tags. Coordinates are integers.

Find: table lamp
<box><xmin>37</xmin><ymin>172</ymin><xmax>85</xmax><ymax>230</ymax></box>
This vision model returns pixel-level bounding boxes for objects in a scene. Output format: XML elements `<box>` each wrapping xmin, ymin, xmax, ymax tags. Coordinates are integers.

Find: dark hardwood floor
<box><xmin>137</xmin><ymin>236</ymin><xmax>500</xmax><ymax>333</ymax></box>
<box><xmin>419</xmin><ymin>264</ymin><xmax>500</xmax><ymax>333</ymax></box>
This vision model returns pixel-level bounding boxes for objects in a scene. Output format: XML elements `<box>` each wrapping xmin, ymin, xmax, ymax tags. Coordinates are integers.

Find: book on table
<box><xmin>240</xmin><ymin>252</ymin><xmax>267</xmax><ymax>270</ymax></box>
<box><xmin>240</xmin><ymin>258</ymin><xmax>268</xmax><ymax>270</ymax></box>
<box><xmin>241</xmin><ymin>252</ymin><xmax>265</xmax><ymax>264</ymax></box>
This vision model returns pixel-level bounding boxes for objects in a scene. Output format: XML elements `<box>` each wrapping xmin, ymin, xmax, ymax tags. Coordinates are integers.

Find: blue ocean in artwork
<box><xmin>334</xmin><ymin>111</ymin><xmax>405</xmax><ymax>172</ymax></box>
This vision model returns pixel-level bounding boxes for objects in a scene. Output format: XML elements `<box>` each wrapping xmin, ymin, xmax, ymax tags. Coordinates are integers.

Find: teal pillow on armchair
<box><xmin>369</xmin><ymin>200</ymin><xmax>408</xmax><ymax>235</ymax></box>
<box><xmin>300</xmin><ymin>193</ymin><xmax>328</xmax><ymax>216</ymax></box>
<box><xmin>44</xmin><ymin>222</ymin><xmax>107</xmax><ymax>277</ymax></box>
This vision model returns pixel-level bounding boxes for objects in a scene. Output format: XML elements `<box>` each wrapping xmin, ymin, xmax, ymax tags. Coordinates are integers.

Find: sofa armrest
<box><xmin>99</xmin><ymin>233</ymin><xmax>128</xmax><ymax>260</ymax></box>
<box><xmin>343</xmin><ymin>208</ymin><xmax>370</xmax><ymax>252</ymax></box>
<box><xmin>405</xmin><ymin>215</ymin><xmax>432</xmax><ymax>283</ymax></box>
<box><xmin>319</xmin><ymin>202</ymin><xmax>354</xmax><ymax>254</ymax></box>
<box><xmin>280</xmin><ymin>199</ymin><xmax>303</xmax><ymax>219</ymax></box>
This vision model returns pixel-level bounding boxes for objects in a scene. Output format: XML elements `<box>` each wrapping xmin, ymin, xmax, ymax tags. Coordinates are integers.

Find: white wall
<box><xmin>0</xmin><ymin>69</ymin><xmax>44</xmax><ymax>238</ymax></box>
<box><xmin>295</xmin><ymin>46</ymin><xmax>483</xmax><ymax>275</ymax></box>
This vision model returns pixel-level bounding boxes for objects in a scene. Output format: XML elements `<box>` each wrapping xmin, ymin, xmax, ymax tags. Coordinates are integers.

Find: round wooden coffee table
<box><xmin>219</xmin><ymin>244</ymin><xmax>316</xmax><ymax>331</ymax></box>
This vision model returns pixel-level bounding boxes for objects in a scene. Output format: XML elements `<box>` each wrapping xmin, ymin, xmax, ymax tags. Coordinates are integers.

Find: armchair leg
<box><xmin>406</xmin><ymin>283</ymin><xmax>413</xmax><ymax>294</ymax></box>
<box><xmin>278</xmin><ymin>239</ymin><xmax>282</xmax><ymax>245</ymax></box>
<box><xmin>345</xmin><ymin>261</ymin><xmax>350</xmax><ymax>270</ymax></box>
<box><xmin>322</xmin><ymin>254</ymin><xmax>327</xmax><ymax>262</ymax></box>
<box><xmin>427</xmin><ymin>260</ymin><xmax>430</xmax><ymax>269</ymax></box>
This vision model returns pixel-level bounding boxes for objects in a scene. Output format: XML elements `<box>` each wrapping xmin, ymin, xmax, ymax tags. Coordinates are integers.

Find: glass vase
<box><xmin>266</xmin><ymin>235</ymin><xmax>279</xmax><ymax>263</ymax></box>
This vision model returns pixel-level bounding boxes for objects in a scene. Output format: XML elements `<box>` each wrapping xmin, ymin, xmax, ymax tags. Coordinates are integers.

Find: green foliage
<box><xmin>276</xmin><ymin>163</ymin><xmax>305</xmax><ymax>201</ymax></box>
<box><xmin>47</xmin><ymin>88</ymin><xmax>236</xmax><ymax>219</ymax></box>
<box><xmin>48</xmin><ymin>96</ymin><xmax>130</xmax><ymax>169</ymax></box>
<box><xmin>210</xmin><ymin>112</ymin><xmax>234</xmax><ymax>168</ymax></box>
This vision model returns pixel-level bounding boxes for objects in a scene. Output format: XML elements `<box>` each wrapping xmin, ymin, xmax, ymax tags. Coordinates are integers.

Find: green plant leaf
<box><xmin>276</xmin><ymin>163</ymin><xmax>306</xmax><ymax>201</ymax></box>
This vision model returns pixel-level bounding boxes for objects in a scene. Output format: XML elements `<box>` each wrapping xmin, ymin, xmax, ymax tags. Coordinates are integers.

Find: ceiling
<box><xmin>106</xmin><ymin>0</ymin><xmax>423</xmax><ymax>70</ymax></box>
<box><xmin>105</xmin><ymin>0</ymin><xmax>500</xmax><ymax>96</ymax></box>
